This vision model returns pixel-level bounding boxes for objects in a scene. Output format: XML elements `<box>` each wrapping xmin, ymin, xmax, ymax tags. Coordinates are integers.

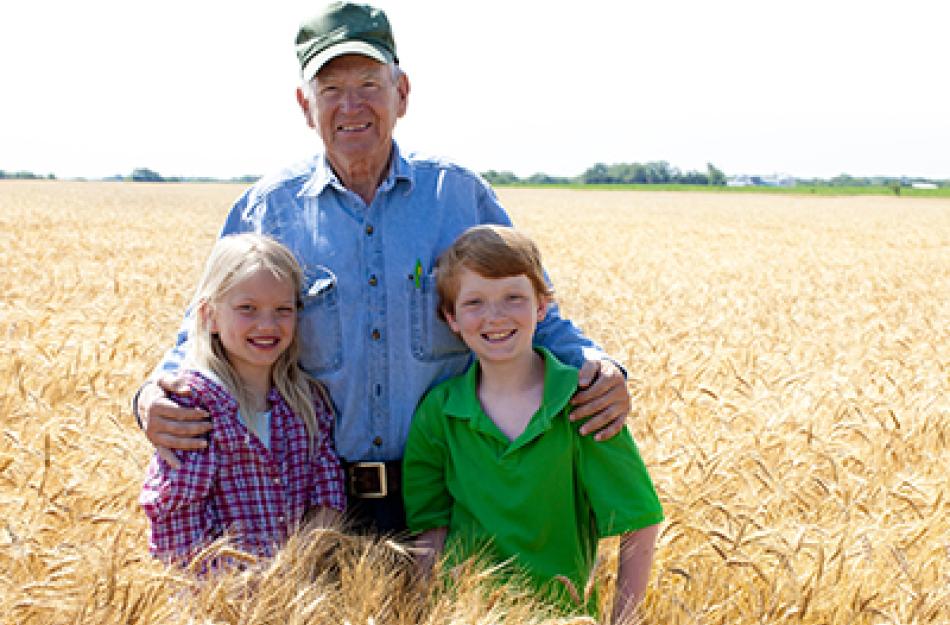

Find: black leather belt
<box><xmin>344</xmin><ymin>461</ymin><xmax>402</xmax><ymax>499</ymax></box>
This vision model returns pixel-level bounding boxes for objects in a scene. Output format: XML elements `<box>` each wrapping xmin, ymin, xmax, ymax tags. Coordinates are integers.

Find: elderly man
<box><xmin>135</xmin><ymin>1</ymin><xmax>630</xmax><ymax>533</ymax></box>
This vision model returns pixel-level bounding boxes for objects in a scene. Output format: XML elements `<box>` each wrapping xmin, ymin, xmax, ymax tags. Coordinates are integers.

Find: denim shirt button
<box><xmin>372</xmin><ymin>436</ymin><xmax>383</xmax><ymax>447</ymax></box>
<box><xmin>368</xmin><ymin>275</ymin><xmax>378</xmax><ymax>286</ymax></box>
<box><xmin>365</xmin><ymin>224</ymin><xmax>374</xmax><ymax>235</ymax></box>
<box><xmin>371</xmin><ymin>328</ymin><xmax>381</xmax><ymax>340</ymax></box>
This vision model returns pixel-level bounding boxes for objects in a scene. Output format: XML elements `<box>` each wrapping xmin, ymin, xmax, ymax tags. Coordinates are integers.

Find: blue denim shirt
<box><xmin>158</xmin><ymin>144</ymin><xmax>612</xmax><ymax>462</ymax></box>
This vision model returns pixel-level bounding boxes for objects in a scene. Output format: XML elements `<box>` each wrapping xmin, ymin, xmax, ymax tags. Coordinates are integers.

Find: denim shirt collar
<box><xmin>298</xmin><ymin>141</ymin><xmax>415</xmax><ymax>199</ymax></box>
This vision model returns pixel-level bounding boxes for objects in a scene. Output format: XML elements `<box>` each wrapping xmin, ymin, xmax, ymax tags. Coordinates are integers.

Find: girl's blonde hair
<box><xmin>188</xmin><ymin>233</ymin><xmax>330</xmax><ymax>448</ymax></box>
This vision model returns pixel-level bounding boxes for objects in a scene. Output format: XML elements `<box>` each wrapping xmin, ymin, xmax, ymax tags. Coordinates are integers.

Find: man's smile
<box><xmin>337</xmin><ymin>122</ymin><xmax>372</xmax><ymax>132</ymax></box>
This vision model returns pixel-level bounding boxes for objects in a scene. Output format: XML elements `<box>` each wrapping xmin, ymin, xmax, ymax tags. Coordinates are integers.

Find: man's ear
<box><xmin>395</xmin><ymin>71</ymin><xmax>410</xmax><ymax>118</ymax></box>
<box><xmin>296</xmin><ymin>86</ymin><xmax>317</xmax><ymax>129</ymax></box>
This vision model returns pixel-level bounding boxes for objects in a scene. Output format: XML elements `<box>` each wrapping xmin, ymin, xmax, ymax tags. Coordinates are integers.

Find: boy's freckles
<box><xmin>444</xmin><ymin>268</ymin><xmax>546</xmax><ymax>365</ymax></box>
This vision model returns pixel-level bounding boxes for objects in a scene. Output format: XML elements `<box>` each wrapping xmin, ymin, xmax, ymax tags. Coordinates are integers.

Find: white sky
<box><xmin>2</xmin><ymin>0</ymin><xmax>948</xmax><ymax>180</ymax></box>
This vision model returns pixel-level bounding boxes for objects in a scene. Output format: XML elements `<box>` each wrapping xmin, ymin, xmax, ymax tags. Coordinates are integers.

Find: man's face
<box><xmin>299</xmin><ymin>54</ymin><xmax>408</xmax><ymax>175</ymax></box>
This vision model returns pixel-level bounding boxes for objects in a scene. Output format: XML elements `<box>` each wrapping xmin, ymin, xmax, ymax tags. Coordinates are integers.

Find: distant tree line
<box><xmin>4</xmin><ymin>164</ymin><xmax>947</xmax><ymax>190</ymax></box>
<box><xmin>800</xmin><ymin>173</ymin><xmax>946</xmax><ymax>188</ymax></box>
<box><xmin>125</xmin><ymin>168</ymin><xmax>259</xmax><ymax>184</ymax></box>
<box><xmin>483</xmin><ymin>161</ymin><xmax>727</xmax><ymax>186</ymax></box>
<box><xmin>0</xmin><ymin>169</ymin><xmax>55</xmax><ymax>180</ymax></box>
<box><xmin>483</xmin><ymin>162</ymin><xmax>949</xmax><ymax>189</ymax></box>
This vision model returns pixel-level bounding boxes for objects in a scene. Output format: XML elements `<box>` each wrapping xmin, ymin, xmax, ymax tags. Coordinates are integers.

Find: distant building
<box><xmin>727</xmin><ymin>174</ymin><xmax>795</xmax><ymax>188</ymax></box>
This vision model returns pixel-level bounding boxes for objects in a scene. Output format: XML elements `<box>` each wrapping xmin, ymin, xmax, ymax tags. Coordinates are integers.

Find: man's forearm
<box><xmin>534</xmin><ymin>301</ymin><xmax>626</xmax><ymax>377</ymax></box>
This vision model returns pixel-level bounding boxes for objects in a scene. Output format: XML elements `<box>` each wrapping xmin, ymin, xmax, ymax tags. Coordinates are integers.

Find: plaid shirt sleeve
<box><xmin>309</xmin><ymin>388</ymin><xmax>346</xmax><ymax>513</ymax></box>
<box><xmin>140</xmin><ymin>447</ymin><xmax>218</xmax><ymax>563</ymax></box>
<box><xmin>139</xmin><ymin>376</ymin><xmax>221</xmax><ymax>563</ymax></box>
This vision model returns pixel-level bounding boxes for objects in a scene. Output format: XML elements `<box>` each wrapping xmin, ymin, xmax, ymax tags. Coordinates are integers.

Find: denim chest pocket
<box><xmin>408</xmin><ymin>271</ymin><xmax>470</xmax><ymax>361</ymax></box>
<box><xmin>298</xmin><ymin>265</ymin><xmax>344</xmax><ymax>375</ymax></box>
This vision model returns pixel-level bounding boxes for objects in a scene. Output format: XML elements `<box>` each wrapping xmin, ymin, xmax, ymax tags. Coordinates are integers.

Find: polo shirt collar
<box><xmin>299</xmin><ymin>141</ymin><xmax>415</xmax><ymax>198</ymax></box>
<box><xmin>443</xmin><ymin>347</ymin><xmax>579</xmax><ymax>448</ymax></box>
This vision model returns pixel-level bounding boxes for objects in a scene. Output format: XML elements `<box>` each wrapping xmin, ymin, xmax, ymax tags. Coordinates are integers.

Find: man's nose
<box><xmin>340</xmin><ymin>87</ymin><xmax>362</xmax><ymax>112</ymax></box>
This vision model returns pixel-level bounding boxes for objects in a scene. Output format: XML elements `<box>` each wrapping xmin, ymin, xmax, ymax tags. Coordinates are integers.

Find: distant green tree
<box><xmin>706</xmin><ymin>163</ymin><xmax>726</xmax><ymax>185</ymax></box>
<box><xmin>131</xmin><ymin>167</ymin><xmax>163</xmax><ymax>182</ymax></box>
<box><xmin>482</xmin><ymin>170</ymin><xmax>520</xmax><ymax>185</ymax></box>
<box><xmin>581</xmin><ymin>163</ymin><xmax>610</xmax><ymax>184</ymax></box>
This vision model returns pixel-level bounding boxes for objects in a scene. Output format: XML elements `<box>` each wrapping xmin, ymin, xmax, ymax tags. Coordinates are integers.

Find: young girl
<box><xmin>140</xmin><ymin>233</ymin><xmax>345</xmax><ymax>565</ymax></box>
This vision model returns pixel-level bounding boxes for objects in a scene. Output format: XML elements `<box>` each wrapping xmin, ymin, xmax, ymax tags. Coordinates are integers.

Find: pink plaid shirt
<box><xmin>140</xmin><ymin>371</ymin><xmax>345</xmax><ymax>564</ymax></box>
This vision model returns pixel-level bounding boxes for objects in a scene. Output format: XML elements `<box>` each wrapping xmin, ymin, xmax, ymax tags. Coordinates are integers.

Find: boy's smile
<box><xmin>444</xmin><ymin>268</ymin><xmax>547</xmax><ymax>366</ymax></box>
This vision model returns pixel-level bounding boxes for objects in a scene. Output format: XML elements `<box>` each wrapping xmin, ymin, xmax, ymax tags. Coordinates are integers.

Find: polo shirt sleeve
<box><xmin>575</xmin><ymin>425</ymin><xmax>664</xmax><ymax>538</ymax></box>
<box><xmin>402</xmin><ymin>389</ymin><xmax>453</xmax><ymax>533</ymax></box>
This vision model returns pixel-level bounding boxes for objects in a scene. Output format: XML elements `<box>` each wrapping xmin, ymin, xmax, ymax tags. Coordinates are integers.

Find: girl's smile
<box><xmin>207</xmin><ymin>267</ymin><xmax>297</xmax><ymax>388</ymax></box>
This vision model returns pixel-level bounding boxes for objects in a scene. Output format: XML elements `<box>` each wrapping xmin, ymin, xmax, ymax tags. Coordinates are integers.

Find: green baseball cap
<box><xmin>296</xmin><ymin>2</ymin><xmax>398</xmax><ymax>82</ymax></box>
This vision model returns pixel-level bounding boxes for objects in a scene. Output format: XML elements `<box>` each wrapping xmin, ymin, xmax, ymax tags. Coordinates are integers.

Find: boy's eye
<box><xmin>506</xmin><ymin>294</ymin><xmax>526</xmax><ymax>302</ymax></box>
<box><xmin>461</xmin><ymin>298</ymin><xmax>482</xmax><ymax>308</ymax></box>
<box><xmin>277</xmin><ymin>306</ymin><xmax>295</xmax><ymax>315</ymax></box>
<box><xmin>237</xmin><ymin>304</ymin><xmax>255</xmax><ymax>313</ymax></box>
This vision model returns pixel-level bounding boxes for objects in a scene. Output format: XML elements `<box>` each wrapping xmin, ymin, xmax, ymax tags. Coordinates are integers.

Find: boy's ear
<box><xmin>443</xmin><ymin>305</ymin><xmax>460</xmax><ymax>333</ymax></box>
<box><xmin>535</xmin><ymin>295</ymin><xmax>549</xmax><ymax>322</ymax></box>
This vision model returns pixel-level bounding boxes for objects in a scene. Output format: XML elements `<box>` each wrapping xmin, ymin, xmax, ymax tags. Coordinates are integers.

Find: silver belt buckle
<box><xmin>350</xmin><ymin>461</ymin><xmax>387</xmax><ymax>499</ymax></box>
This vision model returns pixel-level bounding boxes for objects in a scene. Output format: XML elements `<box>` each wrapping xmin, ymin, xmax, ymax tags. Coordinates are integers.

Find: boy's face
<box><xmin>444</xmin><ymin>268</ymin><xmax>547</xmax><ymax>366</ymax></box>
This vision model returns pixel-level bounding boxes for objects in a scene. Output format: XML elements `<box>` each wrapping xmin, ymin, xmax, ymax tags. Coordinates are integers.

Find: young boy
<box><xmin>402</xmin><ymin>225</ymin><xmax>664</xmax><ymax>620</ymax></box>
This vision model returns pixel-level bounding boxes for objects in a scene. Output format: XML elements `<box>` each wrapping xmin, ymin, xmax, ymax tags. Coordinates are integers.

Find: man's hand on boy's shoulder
<box><xmin>570</xmin><ymin>359</ymin><xmax>630</xmax><ymax>441</ymax></box>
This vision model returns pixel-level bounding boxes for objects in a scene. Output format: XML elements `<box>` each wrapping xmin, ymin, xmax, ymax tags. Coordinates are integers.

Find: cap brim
<box><xmin>301</xmin><ymin>41</ymin><xmax>391</xmax><ymax>82</ymax></box>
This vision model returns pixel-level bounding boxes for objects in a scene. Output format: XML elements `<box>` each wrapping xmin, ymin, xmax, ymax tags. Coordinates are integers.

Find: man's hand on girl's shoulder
<box><xmin>138</xmin><ymin>375</ymin><xmax>212</xmax><ymax>469</ymax></box>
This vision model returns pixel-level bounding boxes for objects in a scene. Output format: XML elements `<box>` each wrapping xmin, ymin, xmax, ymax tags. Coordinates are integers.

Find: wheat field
<box><xmin>0</xmin><ymin>180</ymin><xmax>947</xmax><ymax>624</ymax></box>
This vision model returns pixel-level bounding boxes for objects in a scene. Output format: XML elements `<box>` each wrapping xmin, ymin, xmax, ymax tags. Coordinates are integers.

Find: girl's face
<box><xmin>206</xmin><ymin>267</ymin><xmax>297</xmax><ymax>386</ymax></box>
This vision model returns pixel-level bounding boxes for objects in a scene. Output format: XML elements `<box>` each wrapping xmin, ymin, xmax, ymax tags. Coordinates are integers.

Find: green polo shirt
<box><xmin>403</xmin><ymin>347</ymin><xmax>664</xmax><ymax>611</ymax></box>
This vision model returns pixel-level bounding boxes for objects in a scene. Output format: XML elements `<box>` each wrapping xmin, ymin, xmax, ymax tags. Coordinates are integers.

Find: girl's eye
<box><xmin>237</xmin><ymin>304</ymin><xmax>254</xmax><ymax>313</ymax></box>
<box><xmin>461</xmin><ymin>299</ymin><xmax>482</xmax><ymax>308</ymax></box>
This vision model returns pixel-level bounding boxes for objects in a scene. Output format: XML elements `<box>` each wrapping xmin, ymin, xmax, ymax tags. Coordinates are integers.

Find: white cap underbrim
<box><xmin>301</xmin><ymin>40</ymin><xmax>390</xmax><ymax>82</ymax></box>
